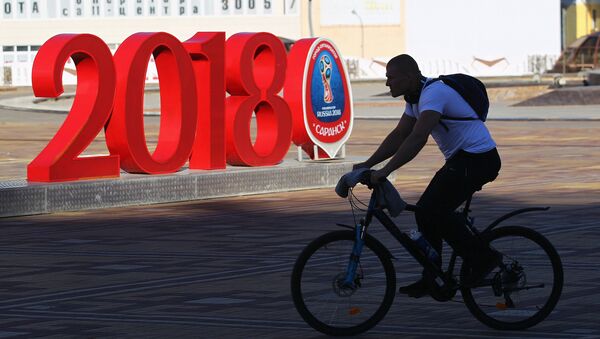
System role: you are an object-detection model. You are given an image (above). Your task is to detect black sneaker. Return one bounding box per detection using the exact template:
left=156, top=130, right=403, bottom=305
left=398, top=278, right=429, bottom=298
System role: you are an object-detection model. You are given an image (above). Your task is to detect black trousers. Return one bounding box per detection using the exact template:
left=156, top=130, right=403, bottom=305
left=415, top=148, right=501, bottom=266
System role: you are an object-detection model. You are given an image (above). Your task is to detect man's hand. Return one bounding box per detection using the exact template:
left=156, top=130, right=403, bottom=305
left=352, top=162, right=370, bottom=171
left=370, top=168, right=389, bottom=185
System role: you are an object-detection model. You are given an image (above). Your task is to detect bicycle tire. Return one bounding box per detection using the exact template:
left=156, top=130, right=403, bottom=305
left=291, top=230, right=396, bottom=336
left=460, top=226, right=563, bottom=330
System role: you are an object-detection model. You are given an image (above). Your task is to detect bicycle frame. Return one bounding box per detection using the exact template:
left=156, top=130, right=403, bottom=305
left=346, top=191, right=451, bottom=289
left=343, top=186, right=550, bottom=291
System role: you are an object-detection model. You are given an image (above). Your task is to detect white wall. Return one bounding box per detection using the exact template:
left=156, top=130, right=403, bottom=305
left=320, top=0, right=401, bottom=26
left=405, top=0, right=561, bottom=76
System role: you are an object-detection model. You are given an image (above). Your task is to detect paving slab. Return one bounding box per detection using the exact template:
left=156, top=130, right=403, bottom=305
left=0, top=85, right=599, bottom=336
left=1, top=77, right=599, bottom=337
left=0, top=118, right=598, bottom=337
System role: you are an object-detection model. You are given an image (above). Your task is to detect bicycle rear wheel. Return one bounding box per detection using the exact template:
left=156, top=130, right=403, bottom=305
left=291, top=230, right=396, bottom=336
left=460, top=226, right=563, bottom=330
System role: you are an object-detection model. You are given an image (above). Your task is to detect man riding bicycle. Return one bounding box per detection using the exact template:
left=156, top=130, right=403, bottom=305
left=353, top=54, right=501, bottom=298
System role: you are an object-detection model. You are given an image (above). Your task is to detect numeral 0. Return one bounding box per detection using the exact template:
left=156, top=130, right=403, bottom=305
left=105, top=32, right=198, bottom=174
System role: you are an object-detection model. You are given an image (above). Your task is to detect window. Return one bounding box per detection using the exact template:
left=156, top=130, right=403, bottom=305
left=30, top=45, right=41, bottom=51
left=2, top=46, right=14, bottom=52
left=16, top=45, right=28, bottom=52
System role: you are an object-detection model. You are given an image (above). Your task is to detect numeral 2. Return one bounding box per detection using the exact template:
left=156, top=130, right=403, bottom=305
left=27, top=34, right=119, bottom=182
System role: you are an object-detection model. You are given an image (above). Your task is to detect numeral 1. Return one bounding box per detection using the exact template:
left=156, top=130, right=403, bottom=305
left=184, top=32, right=226, bottom=170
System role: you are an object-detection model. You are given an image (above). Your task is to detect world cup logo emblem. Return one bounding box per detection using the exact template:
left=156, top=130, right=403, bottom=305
left=319, top=55, right=334, bottom=103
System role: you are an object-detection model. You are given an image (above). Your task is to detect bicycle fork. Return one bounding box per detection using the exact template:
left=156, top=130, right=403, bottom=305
left=342, top=220, right=366, bottom=288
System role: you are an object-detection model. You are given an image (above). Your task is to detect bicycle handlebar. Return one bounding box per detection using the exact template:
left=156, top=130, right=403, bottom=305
left=357, top=170, right=374, bottom=188
left=352, top=169, right=415, bottom=214
left=357, top=169, right=387, bottom=189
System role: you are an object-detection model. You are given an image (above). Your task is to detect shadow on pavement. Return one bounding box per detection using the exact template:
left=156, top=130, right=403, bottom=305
left=0, top=190, right=597, bottom=338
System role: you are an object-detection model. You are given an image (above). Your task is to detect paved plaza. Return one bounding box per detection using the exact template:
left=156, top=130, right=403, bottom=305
left=0, top=83, right=599, bottom=337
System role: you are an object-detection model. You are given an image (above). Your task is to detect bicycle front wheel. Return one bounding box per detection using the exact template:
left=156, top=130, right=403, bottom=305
left=460, top=226, right=563, bottom=330
left=291, top=230, right=396, bottom=336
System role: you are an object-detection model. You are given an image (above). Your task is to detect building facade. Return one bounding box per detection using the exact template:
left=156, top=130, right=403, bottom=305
left=1, top=0, right=561, bottom=86
left=563, top=0, right=600, bottom=47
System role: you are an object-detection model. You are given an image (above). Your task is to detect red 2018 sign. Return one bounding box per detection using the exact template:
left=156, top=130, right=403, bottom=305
left=27, top=32, right=351, bottom=182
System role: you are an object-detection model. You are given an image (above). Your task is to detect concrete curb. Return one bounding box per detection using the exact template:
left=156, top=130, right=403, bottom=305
left=0, top=159, right=370, bottom=218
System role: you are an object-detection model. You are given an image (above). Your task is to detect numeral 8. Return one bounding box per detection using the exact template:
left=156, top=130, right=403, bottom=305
left=225, top=33, right=292, bottom=166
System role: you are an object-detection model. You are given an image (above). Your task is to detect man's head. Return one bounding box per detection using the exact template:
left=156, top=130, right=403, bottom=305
left=385, top=54, right=422, bottom=98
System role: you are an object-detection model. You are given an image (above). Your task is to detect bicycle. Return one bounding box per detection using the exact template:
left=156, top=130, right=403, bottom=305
left=290, top=171, right=563, bottom=336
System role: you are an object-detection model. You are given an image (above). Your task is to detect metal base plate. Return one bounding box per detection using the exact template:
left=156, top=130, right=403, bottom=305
left=0, top=159, right=364, bottom=217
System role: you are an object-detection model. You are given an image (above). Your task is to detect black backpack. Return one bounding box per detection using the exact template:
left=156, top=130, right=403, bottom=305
left=423, top=74, right=489, bottom=127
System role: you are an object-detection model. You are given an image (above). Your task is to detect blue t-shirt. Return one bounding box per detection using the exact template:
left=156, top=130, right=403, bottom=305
left=405, top=79, right=496, bottom=159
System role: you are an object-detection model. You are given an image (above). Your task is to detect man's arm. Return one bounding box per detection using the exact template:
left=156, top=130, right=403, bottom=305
left=372, top=110, right=441, bottom=181
left=355, top=113, right=416, bottom=169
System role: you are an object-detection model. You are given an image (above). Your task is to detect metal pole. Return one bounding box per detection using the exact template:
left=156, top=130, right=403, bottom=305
left=351, top=9, right=365, bottom=58
left=308, top=0, right=314, bottom=37
left=562, top=7, right=567, bottom=75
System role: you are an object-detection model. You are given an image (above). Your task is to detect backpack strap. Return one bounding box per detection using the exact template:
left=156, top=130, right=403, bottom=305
left=422, top=77, right=481, bottom=132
